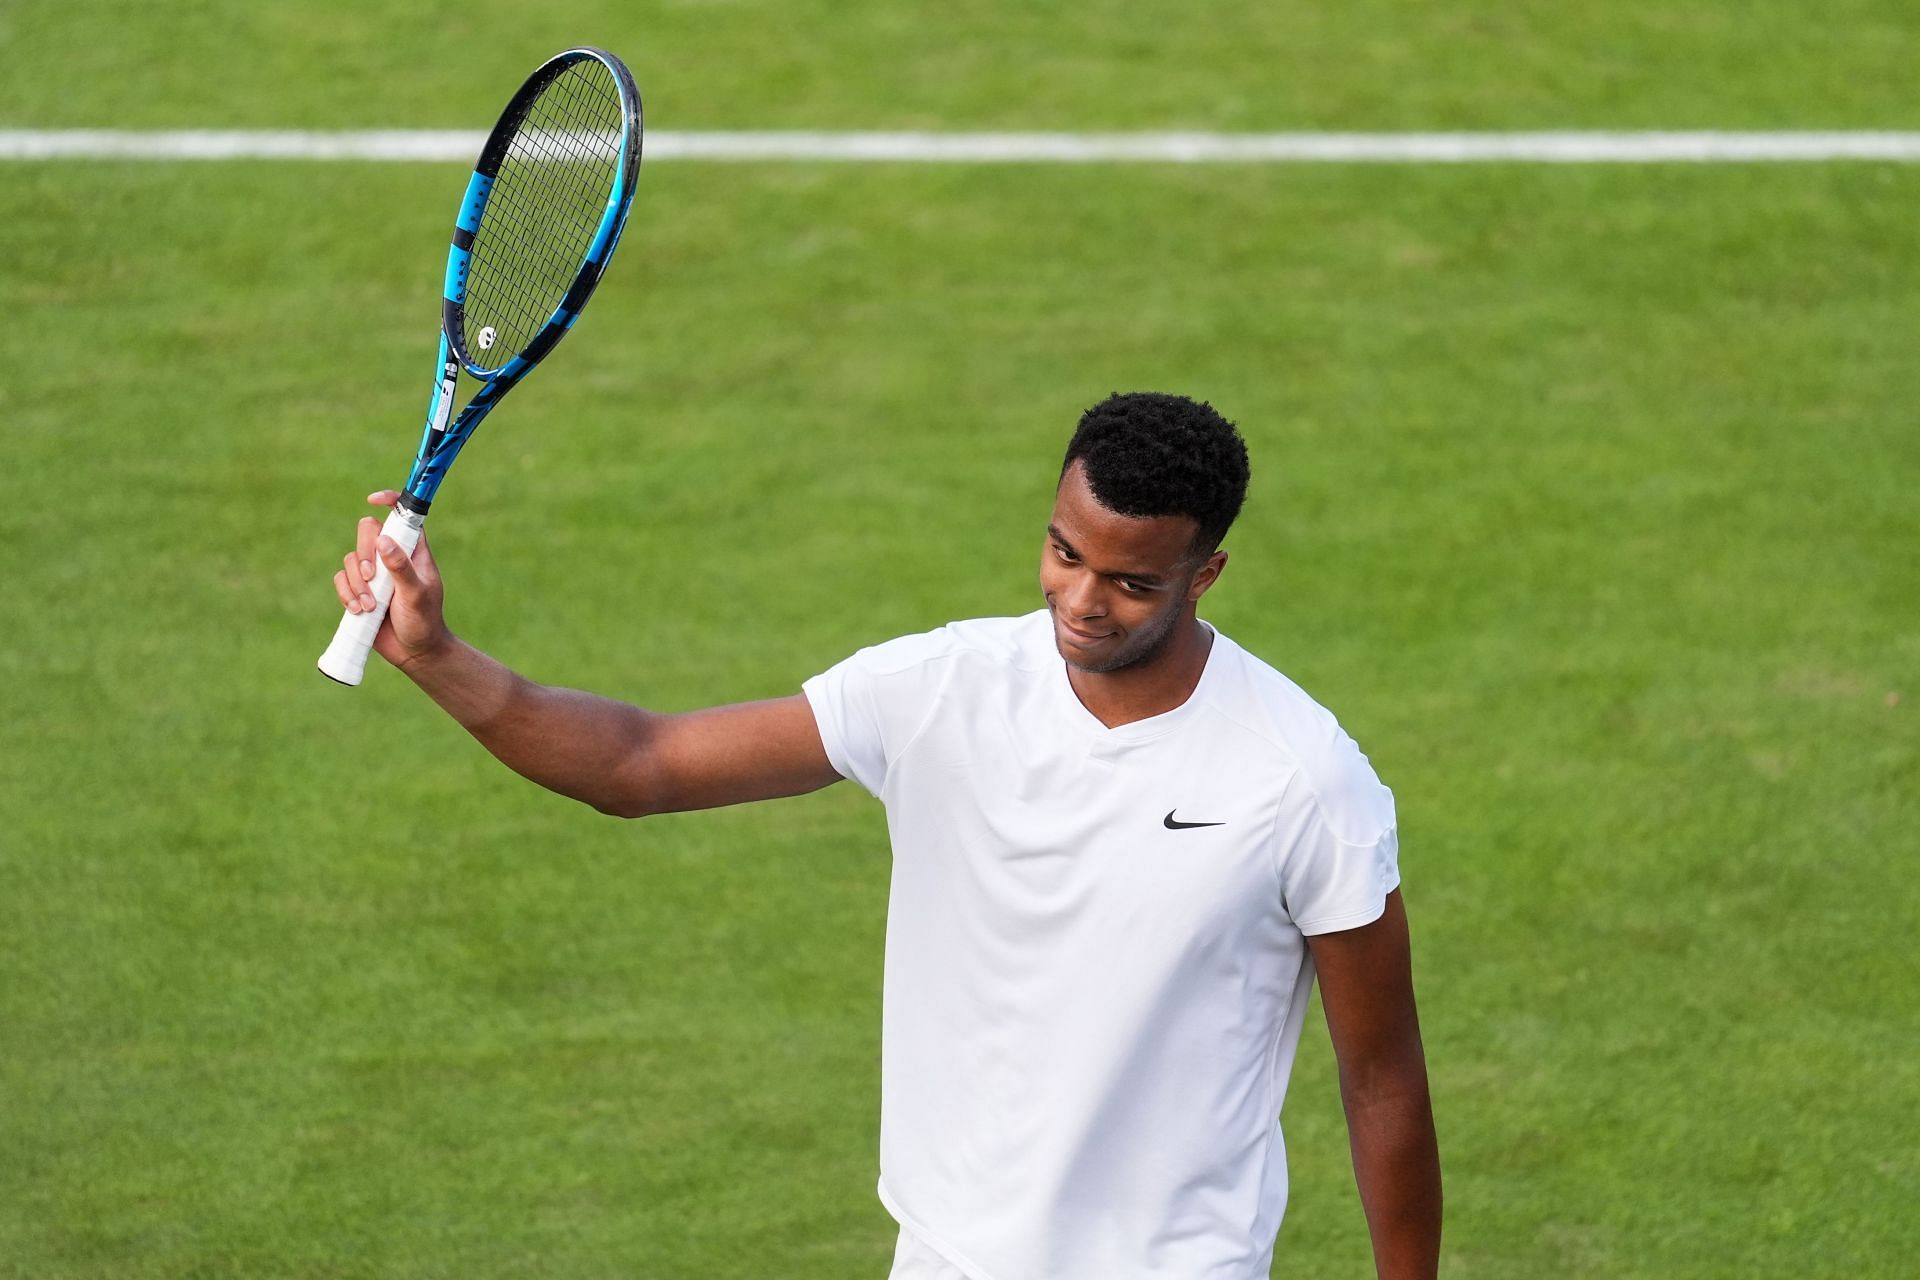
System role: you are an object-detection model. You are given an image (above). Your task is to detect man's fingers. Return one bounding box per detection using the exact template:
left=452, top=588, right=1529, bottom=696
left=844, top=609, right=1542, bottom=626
left=378, top=535, right=422, bottom=590
left=354, top=516, right=382, bottom=581
left=341, top=550, right=375, bottom=611
left=330, top=493, right=407, bottom=619
left=411, top=526, right=439, bottom=584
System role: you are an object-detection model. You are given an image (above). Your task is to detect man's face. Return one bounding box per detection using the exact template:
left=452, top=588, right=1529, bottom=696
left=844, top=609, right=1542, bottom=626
left=1040, top=461, right=1226, bottom=674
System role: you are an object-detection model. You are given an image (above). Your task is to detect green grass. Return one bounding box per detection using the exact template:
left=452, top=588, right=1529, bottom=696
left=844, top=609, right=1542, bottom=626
left=4, top=0, right=1920, bottom=129
left=4, top=13, right=1920, bottom=1276
left=4, top=157, right=1916, bottom=1278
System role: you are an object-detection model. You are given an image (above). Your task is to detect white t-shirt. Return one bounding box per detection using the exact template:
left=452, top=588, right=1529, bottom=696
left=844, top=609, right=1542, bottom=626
left=803, top=610, right=1399, bottom=1280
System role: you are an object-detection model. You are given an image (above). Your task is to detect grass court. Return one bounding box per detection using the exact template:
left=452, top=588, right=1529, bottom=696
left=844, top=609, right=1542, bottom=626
left=2, top=2, right=1916, bottom=1276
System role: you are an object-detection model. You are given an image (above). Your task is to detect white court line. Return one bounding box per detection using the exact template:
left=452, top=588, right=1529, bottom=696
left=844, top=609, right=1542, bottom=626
left=3, top=129, right=1920, bottom=163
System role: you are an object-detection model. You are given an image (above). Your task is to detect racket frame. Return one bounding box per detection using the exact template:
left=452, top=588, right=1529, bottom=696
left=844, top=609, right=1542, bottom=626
left=318, top=46, right=641, bottom=685
left=398, top=45, right=643, bottom=517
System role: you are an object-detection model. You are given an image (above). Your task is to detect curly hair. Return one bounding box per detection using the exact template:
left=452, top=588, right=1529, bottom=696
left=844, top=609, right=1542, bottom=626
left=1061, top=392, right=1250, bottom=553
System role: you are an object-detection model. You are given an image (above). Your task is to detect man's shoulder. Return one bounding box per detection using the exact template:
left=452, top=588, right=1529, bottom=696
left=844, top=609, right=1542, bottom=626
left=1205, top=629, right=1341, bottom=743
left=1205, top=630, right=1393, bottom=837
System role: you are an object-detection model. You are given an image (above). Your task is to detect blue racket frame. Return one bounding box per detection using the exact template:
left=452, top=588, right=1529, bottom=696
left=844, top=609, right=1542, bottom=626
left=398, top=46, right=643, bottom=514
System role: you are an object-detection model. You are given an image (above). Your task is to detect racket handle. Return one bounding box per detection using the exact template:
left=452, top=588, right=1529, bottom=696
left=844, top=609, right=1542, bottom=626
left=317, top=508, right=425, bottom=686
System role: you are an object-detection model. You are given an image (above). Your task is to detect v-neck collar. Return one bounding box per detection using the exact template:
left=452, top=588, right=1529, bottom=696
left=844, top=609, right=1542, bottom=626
left=1038, top=615, right=1226, bottom=746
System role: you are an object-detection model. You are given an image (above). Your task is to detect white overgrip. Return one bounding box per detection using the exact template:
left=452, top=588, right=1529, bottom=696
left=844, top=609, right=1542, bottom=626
left=316, top=507, right=426, bottom=686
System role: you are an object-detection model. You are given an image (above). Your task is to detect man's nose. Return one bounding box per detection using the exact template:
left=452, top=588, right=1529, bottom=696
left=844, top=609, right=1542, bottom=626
left=1063, top=572, right=1105, bottom=618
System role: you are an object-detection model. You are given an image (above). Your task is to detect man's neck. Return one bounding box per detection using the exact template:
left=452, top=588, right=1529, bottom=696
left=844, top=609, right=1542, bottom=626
left=1066, top=616, right=1215, bottom=729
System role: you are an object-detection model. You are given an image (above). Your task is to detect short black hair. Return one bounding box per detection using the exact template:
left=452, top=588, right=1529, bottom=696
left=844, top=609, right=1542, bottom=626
left=1061, top=392, right=1250, bottom=554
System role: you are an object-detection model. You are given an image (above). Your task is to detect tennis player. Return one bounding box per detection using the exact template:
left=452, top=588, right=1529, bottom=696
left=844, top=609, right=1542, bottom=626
left=332, top=391, right=1441, bottom=1279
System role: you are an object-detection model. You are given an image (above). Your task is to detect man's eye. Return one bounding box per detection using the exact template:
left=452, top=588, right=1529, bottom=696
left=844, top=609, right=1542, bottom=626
left=1054, top=546, right=1078, bottom=563
left=1116, top=580, right=1145, bottom=594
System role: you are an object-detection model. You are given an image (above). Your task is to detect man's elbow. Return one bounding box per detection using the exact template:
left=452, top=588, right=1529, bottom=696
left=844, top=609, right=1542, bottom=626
left=589, top=782, right=677, bottom=819
left=591, top=794, right=655, bottom=819
left=583, top=767, right=672, bottom=819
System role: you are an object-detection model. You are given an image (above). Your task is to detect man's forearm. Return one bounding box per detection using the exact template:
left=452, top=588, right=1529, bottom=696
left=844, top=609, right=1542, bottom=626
left=398, top=633, right=664, bottom=816
left=1347, top=1082, right=1443, bottom=1279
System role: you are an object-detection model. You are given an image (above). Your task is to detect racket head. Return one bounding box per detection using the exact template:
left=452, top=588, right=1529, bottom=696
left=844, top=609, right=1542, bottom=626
left=443, top=47, right=642, bottom=379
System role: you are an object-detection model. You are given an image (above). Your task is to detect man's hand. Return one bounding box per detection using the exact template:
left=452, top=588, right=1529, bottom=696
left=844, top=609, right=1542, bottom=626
left=330, top=491, right=450, bottom=671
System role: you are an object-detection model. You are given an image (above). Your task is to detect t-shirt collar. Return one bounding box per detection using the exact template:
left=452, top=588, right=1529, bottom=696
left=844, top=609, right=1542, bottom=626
left=1029, top=610, right=1225, bottom=746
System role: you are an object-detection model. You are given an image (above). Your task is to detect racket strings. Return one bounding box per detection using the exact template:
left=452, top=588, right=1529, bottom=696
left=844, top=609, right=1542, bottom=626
left=464, top=59, right=624, bottom=369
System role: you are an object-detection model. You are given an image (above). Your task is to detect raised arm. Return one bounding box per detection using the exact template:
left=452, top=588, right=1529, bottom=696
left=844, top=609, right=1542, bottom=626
left=331, top=492, right=843, bottom=817
left=1307, top=889, right=1443, bottom=1280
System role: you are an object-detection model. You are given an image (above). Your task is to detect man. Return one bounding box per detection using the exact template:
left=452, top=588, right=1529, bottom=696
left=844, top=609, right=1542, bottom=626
left=331, top=392, right=1441, bottom=1279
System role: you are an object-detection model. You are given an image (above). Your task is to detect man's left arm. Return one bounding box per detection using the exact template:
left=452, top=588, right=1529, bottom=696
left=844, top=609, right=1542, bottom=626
left=1307, top=888, right=1442, bottom=1279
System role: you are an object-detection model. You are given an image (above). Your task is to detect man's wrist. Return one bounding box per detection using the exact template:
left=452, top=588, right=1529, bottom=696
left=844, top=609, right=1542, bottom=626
left=394, top=627, right=459, bottom=679
left=396, top=631, right=522, bottom=732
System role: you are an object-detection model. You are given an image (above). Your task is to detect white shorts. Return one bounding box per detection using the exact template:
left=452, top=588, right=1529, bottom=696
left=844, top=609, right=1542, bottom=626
left=887, top=1227, right=973, bottom=1280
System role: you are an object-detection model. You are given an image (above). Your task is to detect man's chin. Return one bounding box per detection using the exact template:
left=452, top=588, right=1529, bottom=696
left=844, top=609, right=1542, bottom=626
left=1050, top=609, right=1188, bottom=676
left=1055, top=634, right=1131, bottom=675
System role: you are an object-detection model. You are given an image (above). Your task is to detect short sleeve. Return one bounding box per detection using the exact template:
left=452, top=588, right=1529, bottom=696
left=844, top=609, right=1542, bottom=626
left=1275, top=733, right=1401, bottom=935
left=802, top=630, right=956, bottom=799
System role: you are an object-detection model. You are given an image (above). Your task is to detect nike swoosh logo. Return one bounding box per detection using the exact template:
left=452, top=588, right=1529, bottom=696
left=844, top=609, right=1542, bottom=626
left=1164, top=811, right=1225, bottom=830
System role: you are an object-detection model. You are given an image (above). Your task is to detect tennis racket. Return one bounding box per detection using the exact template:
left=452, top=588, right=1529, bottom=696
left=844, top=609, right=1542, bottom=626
left=317, top=46, right=643, bottom=685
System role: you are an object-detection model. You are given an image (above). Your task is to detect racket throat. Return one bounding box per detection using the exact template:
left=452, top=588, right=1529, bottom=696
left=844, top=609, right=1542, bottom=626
left=402, top=357, right=462, bottom=511
left=427, top=358, right=459, bottom=436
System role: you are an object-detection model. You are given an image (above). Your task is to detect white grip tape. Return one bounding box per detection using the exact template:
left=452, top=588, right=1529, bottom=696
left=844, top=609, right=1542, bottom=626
left=316, top=508, right=425, bottom=686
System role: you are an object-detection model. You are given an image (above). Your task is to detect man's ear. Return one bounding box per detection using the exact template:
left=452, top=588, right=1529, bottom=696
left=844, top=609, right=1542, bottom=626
left=1187, top=549, right=1228, bottom=603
